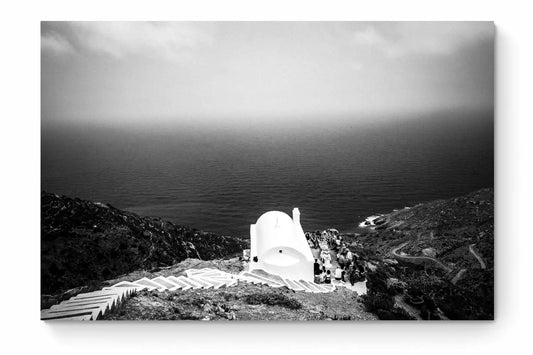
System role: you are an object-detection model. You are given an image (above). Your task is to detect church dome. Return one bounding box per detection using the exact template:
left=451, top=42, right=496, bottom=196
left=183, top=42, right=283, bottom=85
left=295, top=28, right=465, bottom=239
left=249, top=208, right=314, bottom=281
left=256, top=211, right=293, bottom=230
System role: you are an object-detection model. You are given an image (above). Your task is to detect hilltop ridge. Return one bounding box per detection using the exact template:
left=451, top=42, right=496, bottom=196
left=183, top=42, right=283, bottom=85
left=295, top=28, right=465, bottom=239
left=354, top=188, right=494, bottom=319
left=41, top=188, right=493, bottom=320
left=41, top=192, right=248, bottom=307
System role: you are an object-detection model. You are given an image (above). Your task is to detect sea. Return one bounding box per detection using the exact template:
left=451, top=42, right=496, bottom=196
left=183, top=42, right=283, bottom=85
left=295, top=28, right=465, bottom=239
left=41, top=110, right=493, bottom=238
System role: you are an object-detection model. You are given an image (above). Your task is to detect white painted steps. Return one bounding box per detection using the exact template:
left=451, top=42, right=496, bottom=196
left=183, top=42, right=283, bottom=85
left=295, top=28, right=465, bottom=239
left=41, top=267, right=344, bottom=320
left=41, top=287, right=138, bottom=320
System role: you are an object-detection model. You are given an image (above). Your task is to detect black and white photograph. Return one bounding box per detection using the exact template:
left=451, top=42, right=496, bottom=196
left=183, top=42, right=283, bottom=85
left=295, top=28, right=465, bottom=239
left=39, top=21, right=495, bottom=321
left=7, top=0, right=533, bottom=352
left=7, top=0, right=533, bottom=355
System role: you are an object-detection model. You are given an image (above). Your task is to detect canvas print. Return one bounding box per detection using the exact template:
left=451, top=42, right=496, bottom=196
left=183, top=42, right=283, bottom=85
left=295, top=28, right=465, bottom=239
left=41, top=21, right=494, bottom=320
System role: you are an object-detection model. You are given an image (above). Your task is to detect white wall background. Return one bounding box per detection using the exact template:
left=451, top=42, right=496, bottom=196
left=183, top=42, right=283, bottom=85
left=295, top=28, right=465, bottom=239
left=0, top=0, right=530, bottom=354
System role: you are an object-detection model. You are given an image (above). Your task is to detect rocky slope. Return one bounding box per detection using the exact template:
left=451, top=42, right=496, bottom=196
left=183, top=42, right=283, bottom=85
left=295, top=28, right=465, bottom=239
left=100, top=258, right=376, bottom=321
left=41, top=188, right=493, bottom=320
left=41, top=192, right=248, bottom=306
left=102, top=284, right=376, bottom=321
left=353, top=188, right=494, bottom=320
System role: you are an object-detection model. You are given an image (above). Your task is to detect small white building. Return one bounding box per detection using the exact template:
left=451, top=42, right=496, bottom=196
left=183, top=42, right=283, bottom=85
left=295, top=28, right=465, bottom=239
left=249, top=208, right=314, bottom=281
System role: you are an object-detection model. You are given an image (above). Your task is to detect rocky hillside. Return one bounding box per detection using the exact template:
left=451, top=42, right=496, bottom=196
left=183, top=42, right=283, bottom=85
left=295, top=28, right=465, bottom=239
left=354, top=188, right=494, bottom=320
left=100, top=258, right=376, bottom=321
left=103, top=284, right=375, bottom=321
left=41, top=188, right=493, bottom=320
left=41, top=192, right=248, bottom=300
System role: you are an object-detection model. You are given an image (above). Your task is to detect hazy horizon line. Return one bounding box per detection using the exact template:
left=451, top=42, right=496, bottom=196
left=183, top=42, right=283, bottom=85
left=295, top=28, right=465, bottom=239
left=42, top=105, right=493, bottom=131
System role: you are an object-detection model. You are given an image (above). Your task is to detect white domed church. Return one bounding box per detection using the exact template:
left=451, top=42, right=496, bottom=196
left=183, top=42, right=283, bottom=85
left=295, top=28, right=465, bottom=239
left=249, top=208, right=314, bottom=281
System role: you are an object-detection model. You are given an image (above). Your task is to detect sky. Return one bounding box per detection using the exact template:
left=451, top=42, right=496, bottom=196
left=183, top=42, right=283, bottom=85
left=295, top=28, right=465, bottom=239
left=41, top=22, right=494, bottom=128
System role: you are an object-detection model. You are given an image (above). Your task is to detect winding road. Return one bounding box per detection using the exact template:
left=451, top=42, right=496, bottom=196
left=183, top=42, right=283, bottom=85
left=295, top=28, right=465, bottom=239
left=391, top=242, right=452, bottom=273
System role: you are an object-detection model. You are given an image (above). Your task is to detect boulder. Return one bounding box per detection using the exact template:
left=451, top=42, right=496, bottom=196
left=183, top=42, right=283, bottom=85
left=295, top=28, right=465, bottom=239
left=386, top=278, right=407, bottom=293
left=422, top=247, right=437, bottom=258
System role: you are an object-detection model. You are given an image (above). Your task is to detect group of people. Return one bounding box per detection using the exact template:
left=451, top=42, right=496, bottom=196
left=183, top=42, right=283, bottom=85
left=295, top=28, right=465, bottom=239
left=308, top=229, right=367, bottom=286
left=313, top=257, right=366, bottom=286
left=305, top=229, right=340, bottom=250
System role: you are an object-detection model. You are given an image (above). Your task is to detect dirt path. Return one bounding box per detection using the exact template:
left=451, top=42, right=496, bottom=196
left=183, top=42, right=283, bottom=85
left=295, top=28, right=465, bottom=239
left=451, top=268, right=468, bottom=285
left=469, top=244, right=487, bottom=269
left=394, top=295, right=423, bottom=320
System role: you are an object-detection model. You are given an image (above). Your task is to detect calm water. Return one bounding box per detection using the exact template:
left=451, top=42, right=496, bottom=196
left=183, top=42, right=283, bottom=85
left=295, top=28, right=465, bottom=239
left=42, top=110, right=493, bottom=237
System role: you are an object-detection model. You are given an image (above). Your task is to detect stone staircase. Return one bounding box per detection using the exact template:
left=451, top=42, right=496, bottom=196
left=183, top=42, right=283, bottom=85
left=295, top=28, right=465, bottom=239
left=41, top=268, right=337, bottom=320
left=40, top=287, right=138, bottom=321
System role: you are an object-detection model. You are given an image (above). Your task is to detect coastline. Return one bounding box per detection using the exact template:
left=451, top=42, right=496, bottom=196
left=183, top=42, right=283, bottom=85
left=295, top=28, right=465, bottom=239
left=41, top=187, right=493, bottom=320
